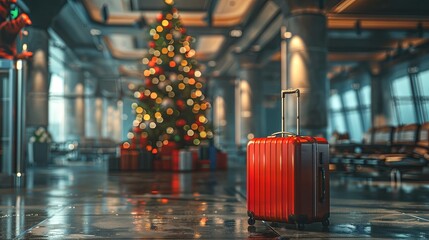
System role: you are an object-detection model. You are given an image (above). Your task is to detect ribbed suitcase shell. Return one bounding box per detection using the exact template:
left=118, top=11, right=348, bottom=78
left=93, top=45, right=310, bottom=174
left=247, top=135, right=330, bottom=225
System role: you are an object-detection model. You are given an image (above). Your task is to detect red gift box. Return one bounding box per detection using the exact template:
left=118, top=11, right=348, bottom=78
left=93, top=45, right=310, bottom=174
left=217, top=152, right=228, bottom=170
left=199, top=159, right=210, bottom=171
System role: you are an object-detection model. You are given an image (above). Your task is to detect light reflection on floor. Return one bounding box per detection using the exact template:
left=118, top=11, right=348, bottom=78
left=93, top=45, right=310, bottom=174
left=0, top=162, right=428, bottom=239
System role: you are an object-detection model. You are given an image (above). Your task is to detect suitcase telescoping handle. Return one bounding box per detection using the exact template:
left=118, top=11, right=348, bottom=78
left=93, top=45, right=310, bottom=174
left=271, top=88, right=300, bottom=137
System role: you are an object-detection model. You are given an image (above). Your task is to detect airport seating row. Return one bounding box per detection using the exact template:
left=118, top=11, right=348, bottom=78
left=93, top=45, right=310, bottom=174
left=50, top=138, right=118, bottom=162
left=330, top=122, right=429, bottom=181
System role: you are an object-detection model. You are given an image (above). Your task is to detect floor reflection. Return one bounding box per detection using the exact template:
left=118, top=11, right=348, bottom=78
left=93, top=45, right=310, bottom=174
left=0, top=163, right=428, bottom=238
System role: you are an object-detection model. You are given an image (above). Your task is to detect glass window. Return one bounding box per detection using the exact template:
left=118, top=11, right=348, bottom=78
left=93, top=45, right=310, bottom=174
left=329, top=93, right=347, bottom=136
left=418, top=70, right=429, bottom=95
left=48, top=74, right=65, bottom=142
left=395, top=101, right=416, bottom=124
left=392, top=76, right=412, bottom=97
left=330, top=94, right=342, bottom=111
left=332, top=112, right=346, bottom=133
left=423, top=102, right=429, bottom=122
left=362, top=108, right=370, bottom=130
left=342, top=90, right=358, bottom=108
left=49, top=73, right=64, bottom=94
left=391, top=75, right=416, bottom=124
left=359, top=85, right=371, bottom=130
left=416, top=70, right=429, bottom=122
left=346, top=110, right=363, bottom=141
left=360, top=85, right=371, bottom=106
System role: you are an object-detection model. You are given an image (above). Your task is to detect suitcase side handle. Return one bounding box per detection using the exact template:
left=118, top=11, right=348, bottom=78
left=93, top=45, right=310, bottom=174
left=320, top=167, right=326, bottom=202
left=281, top=88, right=300, bottom=136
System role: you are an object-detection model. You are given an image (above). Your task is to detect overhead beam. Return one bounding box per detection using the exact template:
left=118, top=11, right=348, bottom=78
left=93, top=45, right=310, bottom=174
left=232, top=1, right=280, bottom=53
left=328, top=14, right=429, bottom=30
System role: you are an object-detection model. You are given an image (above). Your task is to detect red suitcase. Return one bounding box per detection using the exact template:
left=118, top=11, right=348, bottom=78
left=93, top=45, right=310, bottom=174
left=247, top=89, right=330, bottom=229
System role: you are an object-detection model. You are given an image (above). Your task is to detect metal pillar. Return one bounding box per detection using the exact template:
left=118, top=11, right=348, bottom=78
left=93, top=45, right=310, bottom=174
left=13, top=60, right=27, bottom=187
left=281, top=0, right=328, bottom=136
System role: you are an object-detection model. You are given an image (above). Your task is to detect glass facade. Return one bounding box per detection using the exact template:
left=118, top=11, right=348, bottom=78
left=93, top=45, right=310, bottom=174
left=328, top=67, right=429, bottom=143
left=329, top=93, right=347, bottom=134
left=48, top=74, right=66, bottom=142
left=391, top=75, right=416, bottom=124
left=328, top=83, right=370, bottom=142
left=416, top=70, right=429, bottom=122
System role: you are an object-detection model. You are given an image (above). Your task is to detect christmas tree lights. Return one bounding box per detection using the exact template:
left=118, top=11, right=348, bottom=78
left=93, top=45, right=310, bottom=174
left=127, top=0, right=212, bottom=154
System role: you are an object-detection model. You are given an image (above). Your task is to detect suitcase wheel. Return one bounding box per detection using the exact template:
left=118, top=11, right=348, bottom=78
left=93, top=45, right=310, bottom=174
left=248, top=217, right=255, bottom=225
left=247, top=226, right=256, bottom=233
left=322, top=218, right=330, bottom=227
left=247, top=211, right=256, bottom=225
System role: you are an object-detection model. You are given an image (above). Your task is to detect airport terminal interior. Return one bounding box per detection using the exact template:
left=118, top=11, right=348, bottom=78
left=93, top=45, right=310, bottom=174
left=1, top=0, right=429, bottom=239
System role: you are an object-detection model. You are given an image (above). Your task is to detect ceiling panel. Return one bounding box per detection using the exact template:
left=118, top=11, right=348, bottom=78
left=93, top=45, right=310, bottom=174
left=195, top=35, right=225, bottom=60
left=83, top=0, right=255, bottom=27
left=104, top=35, right=147, bottom=60
left=137, top=0, right=210, bottom=11
left=50, top=0, right=429, bottom=81
left=340, top=0, right=429, bottom=16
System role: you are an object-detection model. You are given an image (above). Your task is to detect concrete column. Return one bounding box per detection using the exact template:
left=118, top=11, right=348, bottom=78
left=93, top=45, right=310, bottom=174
left=235, top=55, right=263, bottom=148
left=281, top=0, right=328, bottom=136
left=102, top=98, right=121, bottom=141
left=84, top=78, right=97, bottom=138
left=25, top=28, right=49, bottom=128
left=64, top=71, right=85, bottom=140
left=94, top=96, right=103, bottom=140
left=371, top=67, right=393, bottom=126
left=209, top=77, right=236, bottom=151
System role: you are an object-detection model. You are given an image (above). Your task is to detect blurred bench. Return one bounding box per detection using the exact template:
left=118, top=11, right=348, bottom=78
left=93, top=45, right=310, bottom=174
left=330, top=122, right=429, bottom=181
left=50, top=141, right=79, bottom=161
left=77, top=138, right=119, bottom=161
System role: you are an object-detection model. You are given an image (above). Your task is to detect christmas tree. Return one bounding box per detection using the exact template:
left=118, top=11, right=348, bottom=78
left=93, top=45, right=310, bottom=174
left=127, top=0, right=213, bottom=154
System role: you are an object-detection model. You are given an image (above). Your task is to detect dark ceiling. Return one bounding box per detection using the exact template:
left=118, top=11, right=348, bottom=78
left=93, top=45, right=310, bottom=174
left=22, top=0, right=429, bottom=94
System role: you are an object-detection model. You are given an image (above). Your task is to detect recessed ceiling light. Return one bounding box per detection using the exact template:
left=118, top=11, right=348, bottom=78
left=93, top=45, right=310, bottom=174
left=208, top=61, right=216, bottom=67
left=251, top=45, right=261, bottom=52
left=90, top=28, right=102, bottom=36
left=230, top=29, right=242, bottom=38
left=283, top=32, right=292, bottom=39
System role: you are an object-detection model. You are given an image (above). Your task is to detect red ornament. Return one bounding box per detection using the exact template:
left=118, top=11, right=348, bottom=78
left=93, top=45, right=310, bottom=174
left=148, top=61, right=155, bottom=68
left=134, top=127, right=141, bottom=133
left=176, top=119, right=186, bottom=127
left=156, top=13, right=163, bottom=22
left=188, top=69, right=195, bottom=77
left=148, top=41, right=156, bottom=48
left=176, top=99, right=185, bottom=109
left=184, top=135, right=192, bottom=142
left=140, top=136, right=147, bottom=148
left=167, top=22, right=173, bottom=29
left=145, top=78, right=152, bottom=87
left=180, top=28, right=186, bottom=34
left=139, top=93, right=146, bottom=100
left=154, top=66, right=162, bottom=74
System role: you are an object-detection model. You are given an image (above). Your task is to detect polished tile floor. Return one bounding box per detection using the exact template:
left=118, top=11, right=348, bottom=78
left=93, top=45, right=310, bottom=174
left=1, top=160, right=429, bottom=239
